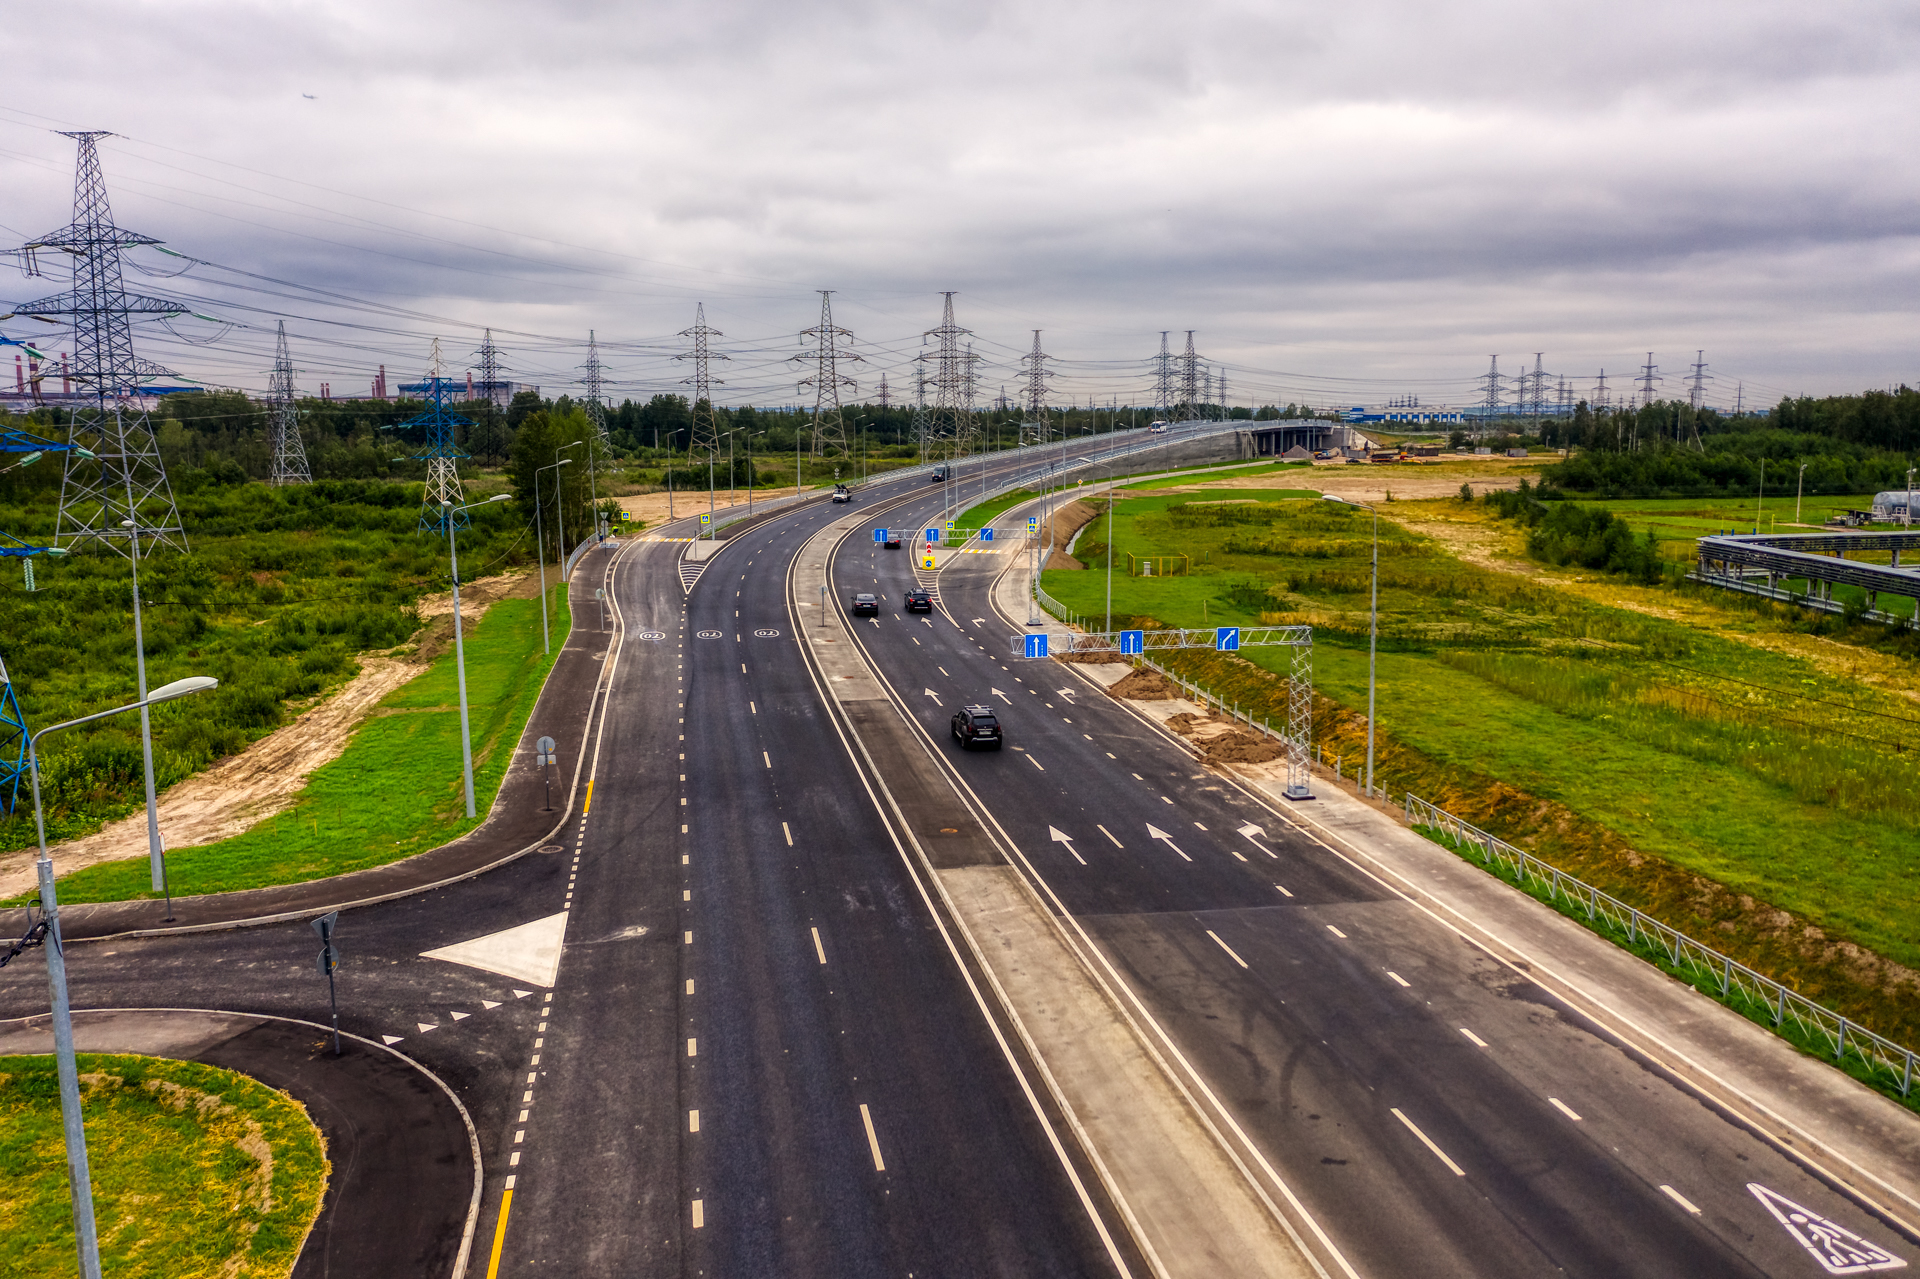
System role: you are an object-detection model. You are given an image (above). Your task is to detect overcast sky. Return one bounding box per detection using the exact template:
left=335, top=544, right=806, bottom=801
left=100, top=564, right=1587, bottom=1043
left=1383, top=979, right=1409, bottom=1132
left=2, top=0, right=1915, bottom=411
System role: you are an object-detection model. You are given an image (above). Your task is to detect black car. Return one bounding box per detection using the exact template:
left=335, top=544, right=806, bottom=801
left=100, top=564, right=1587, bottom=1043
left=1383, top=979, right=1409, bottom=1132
left=951, top=705, right=1002, bottom=750
left=883, top=533, right=902, bottom=548
left=930, top=468, right=947, bottom=483
left=849, top=592, right=879, bottom=617
left=904, top=589, right=933, bottom=612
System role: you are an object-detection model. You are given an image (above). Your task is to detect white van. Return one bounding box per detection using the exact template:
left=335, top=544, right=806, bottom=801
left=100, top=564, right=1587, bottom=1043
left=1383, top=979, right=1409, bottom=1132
left=1149, top=421, right=1169, bottom=434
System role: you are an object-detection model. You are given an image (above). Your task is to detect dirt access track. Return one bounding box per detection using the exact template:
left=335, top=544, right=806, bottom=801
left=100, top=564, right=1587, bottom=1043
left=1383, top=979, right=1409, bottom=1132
left=0, top=572, right=540, bottom=901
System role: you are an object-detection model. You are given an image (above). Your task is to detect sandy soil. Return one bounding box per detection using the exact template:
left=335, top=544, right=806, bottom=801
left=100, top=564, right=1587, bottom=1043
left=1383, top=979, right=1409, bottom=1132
left=1, top=572, right=536, bottom=897
left=616, top=487, right=800, bottom=530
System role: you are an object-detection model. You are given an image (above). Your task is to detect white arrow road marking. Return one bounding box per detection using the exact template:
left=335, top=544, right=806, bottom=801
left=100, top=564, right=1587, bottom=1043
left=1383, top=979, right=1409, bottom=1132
left=971, top=618, right=987, bottom=625
left=1056, top=688, right=1078, bottom=701
left=421, top=913, right=569, bottom=987
left=1146, top=823, right=1192, bottom=861
left=1238, top=822, right=1278, bottom=858
left=924, top=688, right=943, bottom=706
left=1049, top=826, right=1086, bottom=865
left=990, top=688, right=1011, bottom=703
left=1748, top=1183, right=1907, bottom=1273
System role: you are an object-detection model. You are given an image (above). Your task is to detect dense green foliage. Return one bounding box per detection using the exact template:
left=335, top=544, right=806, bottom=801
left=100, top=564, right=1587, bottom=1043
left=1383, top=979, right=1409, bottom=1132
left=0, top=1053, right=327, bottom=1277
left=1483, top=484, right=1662, bottom=582
left=0, top=476, right=541, bottom=851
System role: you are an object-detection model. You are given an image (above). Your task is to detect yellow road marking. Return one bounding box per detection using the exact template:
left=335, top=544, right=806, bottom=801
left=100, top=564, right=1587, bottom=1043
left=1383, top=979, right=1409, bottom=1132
left=485, top=1187, right=514, bottom=1278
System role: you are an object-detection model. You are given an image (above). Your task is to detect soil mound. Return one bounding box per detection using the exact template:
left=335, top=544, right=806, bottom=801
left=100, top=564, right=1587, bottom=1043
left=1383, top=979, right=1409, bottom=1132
left=1108, top=667, right=1179, bottom=700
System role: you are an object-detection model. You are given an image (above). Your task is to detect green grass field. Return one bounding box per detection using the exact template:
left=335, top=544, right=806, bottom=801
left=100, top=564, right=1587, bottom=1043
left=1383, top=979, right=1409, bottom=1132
left=25, top=585, right=568, bottom=904
left=1041, top=488, right=1920, bottom=1043
left=0, top=1053, right=327, bottom=1277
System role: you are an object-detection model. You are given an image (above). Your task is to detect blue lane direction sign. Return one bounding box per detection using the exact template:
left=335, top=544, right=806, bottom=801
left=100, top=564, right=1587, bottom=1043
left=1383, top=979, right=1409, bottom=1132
left=980, top=527, right=994, bottom=541
left=1027, top=516, right=1039, bottom=533
left=1215, top=626, right=1241, bottom=652
left=924, top=527, right=940, bottom=544
left=1119, top=629, right=1144, bottom=655
left=1024, top=633, right=1050, bottom=659
left=873, top=528, right=888, bottom=543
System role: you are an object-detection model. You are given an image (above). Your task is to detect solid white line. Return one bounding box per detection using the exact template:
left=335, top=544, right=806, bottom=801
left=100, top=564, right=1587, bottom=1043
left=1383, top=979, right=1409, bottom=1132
left=812, top=926, right=827, bottom=964
left=1097, top=824, right=1123, bottom=847
left=782, top=821, right=793, bottom=846
left=1206, top=930, right=1250, bottom=969
left=860, top=1103, right=887, bottom=1171
left=1549, top=1097, right=1583, bottom=1122
left=1326, top=924, right=1347, bottom=939
left=1391, top=1107, right=1465, bottom=1176
left=1275, top=884, right=1294, bottom=898
left=1459, top=1027, right=1488, bottom=1048
left=1660, top=1184, right=1702, bottom=1215
left=1387, top=970, right=1409, bottom=986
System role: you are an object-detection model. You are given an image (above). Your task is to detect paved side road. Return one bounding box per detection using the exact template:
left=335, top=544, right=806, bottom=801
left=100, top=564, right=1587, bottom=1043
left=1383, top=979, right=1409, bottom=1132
left=0, top=1007, right=481, bottom=1279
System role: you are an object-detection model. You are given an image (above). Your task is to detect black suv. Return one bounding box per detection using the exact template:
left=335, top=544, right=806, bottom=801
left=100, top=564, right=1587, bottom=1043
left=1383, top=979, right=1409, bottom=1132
left=951, top=705, right=1002, bottom=750
left=904, top=589, right=933, bottom=613
left=883, top=533, right=902, bottom=548
left=930, top=468, right=947, bottom=483
left=849, top=592, right=879, bottom=617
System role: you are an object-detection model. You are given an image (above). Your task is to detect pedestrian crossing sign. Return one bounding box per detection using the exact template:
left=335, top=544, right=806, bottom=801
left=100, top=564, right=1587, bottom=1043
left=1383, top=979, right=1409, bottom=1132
left=700, top=514, right=712, bottom=527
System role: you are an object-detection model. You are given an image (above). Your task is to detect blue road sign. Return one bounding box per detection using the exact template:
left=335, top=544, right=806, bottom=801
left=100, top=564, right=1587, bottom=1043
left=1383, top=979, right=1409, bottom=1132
left=980, top=527, right=994, bottom=541
left=873, top=528, right=888, bottom=542
left=1119, top=629, right=1144, bottom=655
left=924, top=527, right=940, bottom=543
left=1215, top=626, right=1241, bottom=652
left=1024, top=633, right=1050, bottom=659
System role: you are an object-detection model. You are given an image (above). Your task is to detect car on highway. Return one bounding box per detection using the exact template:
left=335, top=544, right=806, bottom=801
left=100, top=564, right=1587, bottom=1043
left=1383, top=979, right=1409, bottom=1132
left=1149, top=421, right=1169, bottom=433
left=831, top=484, right=852, bottom=504
left=950, top=705, right=1002, bottom=750
left=904, top=588, right=933, bottom=612
left=849, top=592, right=879, bottom=617
left=882, top=533, right=902, bottom=548
left=930, top=467, right=947, bottom=483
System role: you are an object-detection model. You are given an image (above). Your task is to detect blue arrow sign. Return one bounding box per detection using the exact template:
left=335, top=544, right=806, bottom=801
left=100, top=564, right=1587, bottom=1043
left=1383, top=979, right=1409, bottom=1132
left=1119, top=629, right=1144, bottom=655
left=924, top=527, right=940, bottom=543
left=980, top=527, right=994, bottom=541
left=1024, top=633, right=1050, bottom=659
left=1215, top=626, right=1241, bottom=651
left=873, top=528, right=888, bottom=542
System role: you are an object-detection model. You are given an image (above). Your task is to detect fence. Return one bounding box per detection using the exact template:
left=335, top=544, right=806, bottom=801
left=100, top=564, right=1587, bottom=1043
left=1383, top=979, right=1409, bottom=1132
left=1406, top=793, right=1916, bottom=1099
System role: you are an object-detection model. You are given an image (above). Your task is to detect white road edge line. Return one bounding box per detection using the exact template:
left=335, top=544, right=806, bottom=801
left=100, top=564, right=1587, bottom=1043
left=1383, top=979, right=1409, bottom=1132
left=1390, top=1107, right=1466, bottom=1177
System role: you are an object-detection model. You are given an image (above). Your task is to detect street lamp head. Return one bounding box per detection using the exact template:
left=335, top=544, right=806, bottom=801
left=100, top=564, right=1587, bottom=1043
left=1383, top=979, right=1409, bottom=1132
left=488, top=493, right=509, bottom=503
left=557, top=458, right=573, bottom=466
left=148, top=676, right=218, bottom=703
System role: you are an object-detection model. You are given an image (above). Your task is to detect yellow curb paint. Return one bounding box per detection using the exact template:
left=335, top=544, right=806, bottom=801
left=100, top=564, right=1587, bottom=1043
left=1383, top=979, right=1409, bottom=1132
left=485, top=1188, right=514, bottom=1279
left=584, top=780, right=594, bottom=814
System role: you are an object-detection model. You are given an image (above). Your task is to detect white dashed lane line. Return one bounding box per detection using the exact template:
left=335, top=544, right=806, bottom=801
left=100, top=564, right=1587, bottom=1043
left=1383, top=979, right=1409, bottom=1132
left=1391, top=1107, right=1466, bottom=1177
left=1206, top=929, right=1249, bottom=969
left=1460, top=1027, right=1488, bottom=1048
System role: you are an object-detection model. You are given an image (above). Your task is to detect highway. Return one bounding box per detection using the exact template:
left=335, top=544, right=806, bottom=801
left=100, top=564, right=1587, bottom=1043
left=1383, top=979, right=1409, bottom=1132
left=2, top=426, right=1914, bottom=1277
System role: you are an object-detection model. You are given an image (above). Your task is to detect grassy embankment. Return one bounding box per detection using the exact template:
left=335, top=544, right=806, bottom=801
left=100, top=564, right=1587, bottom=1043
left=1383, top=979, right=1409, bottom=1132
left=0, top=478, right=540, bottom=854
left=22, top=584, right=568, bottom=904
left=0, top=1053, right=327, bottom=1277
left=1044, top=484, right=1920, bottom=1063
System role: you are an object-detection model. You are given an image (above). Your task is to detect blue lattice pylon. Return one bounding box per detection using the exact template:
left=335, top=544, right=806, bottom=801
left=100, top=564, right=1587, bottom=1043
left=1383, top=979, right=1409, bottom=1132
left=386, top=348, right=473, bottom=535
left=0, top=651, right=28, bottom=814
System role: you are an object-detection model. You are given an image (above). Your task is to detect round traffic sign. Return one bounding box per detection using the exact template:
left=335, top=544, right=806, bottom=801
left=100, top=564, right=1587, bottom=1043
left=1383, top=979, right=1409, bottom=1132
left=536, top=736, right=556, bottom=753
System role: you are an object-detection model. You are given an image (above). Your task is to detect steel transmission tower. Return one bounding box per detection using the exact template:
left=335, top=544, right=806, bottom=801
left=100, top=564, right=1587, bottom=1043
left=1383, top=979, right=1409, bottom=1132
left=1020, top=331, right=1055, bottom=445
left=922, top=293, right=972, bottom=455
left=1688, top=350, right=1710, bottom=410
left=13, top=132, right=189, bottom=556
left=581, top=331, right=610, bottom=447
left=470, top=329, right=507, bottom=465
left=1594, top=369, right=1609, bottom=412
left=390, top=338, right=472, bottom=533
left=1527, top=354, right=1548, bottom=420
left=1479, top=356, right=1503, bottom=428
left=1638, top=353, right=1661, bottom=408
left=910, top=363, right=930, bottom=458
left=792, top=291, right=860, bottom=456
left=675, top=304, right=728, bottom=457
left=1179, top=331, right=1201, bottom=421
left=877, top=373, right=891, bottom=410
left=1153, top=332, right=1176, bottom=423
left=267, top=322, right=310, bottom=486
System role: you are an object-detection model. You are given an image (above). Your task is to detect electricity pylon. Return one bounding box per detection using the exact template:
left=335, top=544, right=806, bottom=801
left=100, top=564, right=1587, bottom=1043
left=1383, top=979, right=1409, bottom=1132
left=792, top=291, right=860, bottom=456
left=1020, top=330, right=1055, bottom=446
left=470, top=329, right=507, bottom=464
left=1688, top=350, right=1710, bottom=410
left=1638, top=353, right=1662, bottom=408
left=1479, top=356, right=1503, bottom=429
left=1154, top=332, right=1175, bottom=423
left=1179, top=332, right=1201, bottom=421
left=389, top=338, right=472, bottom=533
left=582, top=330, right=610, bottom=447
left=13, top=132, right=188, bottom=556
left=923, top=293, right=972, bottom=455
left=267, top=322, right=310, bottom=486
left=676, top=304, right=727, bottom=457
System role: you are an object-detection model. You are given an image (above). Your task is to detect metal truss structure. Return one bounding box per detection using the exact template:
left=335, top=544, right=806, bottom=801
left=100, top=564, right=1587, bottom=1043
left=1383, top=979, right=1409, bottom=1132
left=267, top=321, right=310, bottom=486
left=1019, top=330, right=1054, bottom=446
left=0, top=650, right=26, bottom=813
left=793, top=291, right=859, bottom=457
left=676, top=305, right=727, bottom=458
left=582, top=330, right=610, bottom=449
left=1016, top=623, right=1316, bottom=797
left=13, top=132, right=189, bottom=557
left=1693, top=529, right=1920, bottom=627
left=1179, top=331, right=1200, bottom=421
left=922, top=293, right=972, bottom=455
left=390, top=338, right=472, bottom=533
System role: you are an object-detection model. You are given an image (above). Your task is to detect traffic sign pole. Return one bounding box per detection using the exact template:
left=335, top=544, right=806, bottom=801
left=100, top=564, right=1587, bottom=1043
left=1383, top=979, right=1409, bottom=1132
left=311, top=911, right=341, bottom=1056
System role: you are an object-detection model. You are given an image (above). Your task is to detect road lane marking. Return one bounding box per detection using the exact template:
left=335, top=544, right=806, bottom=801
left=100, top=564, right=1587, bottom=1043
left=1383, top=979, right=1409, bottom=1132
left=689, top=1109, right=701, bottom=1132
left=686, top=979, right=694, bottom=993
left=683, top=889, right=691, bottom=901
left=1386, top=970, right=1409, bottom=986
left=584, top=779, right=594, bottom=813
left=1160, top=796, right=1172, bottom=804
left=783, top=822, right=793, bottom=845
left=764, top=751, right=771, bottom=768
left=1206, top=930, right=1249, bottom=969
left=750, top=701, right=757, bottom=714
left=860, top=1104, right=886, bottom=1171
left=684, top=931, right=693, bottom=944
left=484, top=1185, right=515, bottom=1279
left=687, top=1037, right=698, bottom=1057
left=1276, top=884, right=1295, bottom=898
left=1391, top=1108, right=1465, bottom=1176
left=1460, top=1027, right=1488, bottom=1047
left=1326, top=924, right=1347, bottom=938
left=692, top=1199, right=705, bottom=1228
left=1028, top=755, right=1045, bottom=771
left=812, top=927, right=827, bottom=964
left=1193, top=822, right=1207, bottom=831
left=1549, top=1097, right=1582, bottom=1121
left=1661, top=1184, right=1702, bottom=1215
left=1097, top=824, right=1123, bottom=847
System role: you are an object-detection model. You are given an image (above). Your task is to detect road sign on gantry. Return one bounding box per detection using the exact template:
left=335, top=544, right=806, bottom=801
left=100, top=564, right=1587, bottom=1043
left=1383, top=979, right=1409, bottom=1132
left=873, top=528, right=888, bottom=543
left=1119, top=629, right=1144, bottom=655
left=924, top=527, right=940, bottom=544
left=980, top=527, right=994, bottom=541
left=1024, top=633, right=1050, bottom=659
left=1216, top=626, right=1241, bottom=651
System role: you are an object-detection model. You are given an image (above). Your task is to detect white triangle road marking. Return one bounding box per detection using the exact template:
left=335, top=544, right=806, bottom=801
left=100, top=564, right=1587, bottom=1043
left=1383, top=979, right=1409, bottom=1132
left=481, top=1000, right=501, bottom=1010
left=513, top=989, right=533, bottom=999
left=420, top=912, right=570, bottom=987
left=382, top=1035, right=404, bottom=1046
left=1748, top=1183, right=1906, bottom=1274
left=417, top=1023, right=438, bottom=1033
left=450, top=1011, right=471, bottom=1021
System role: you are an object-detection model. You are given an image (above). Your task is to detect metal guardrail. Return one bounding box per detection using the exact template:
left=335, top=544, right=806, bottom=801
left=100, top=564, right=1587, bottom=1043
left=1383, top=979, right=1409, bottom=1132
left=1406, top=793, right=1916, bottom=1098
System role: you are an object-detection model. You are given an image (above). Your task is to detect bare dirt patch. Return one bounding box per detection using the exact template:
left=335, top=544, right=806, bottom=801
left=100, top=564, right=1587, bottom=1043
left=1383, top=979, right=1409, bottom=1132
left=1106, top=666, right=1180, bottom=700
left=1043, top=499, right=1100, bottom=571
left=0, top=572, right=535, bottom=898
left=615, top=488, right=778, bottom=530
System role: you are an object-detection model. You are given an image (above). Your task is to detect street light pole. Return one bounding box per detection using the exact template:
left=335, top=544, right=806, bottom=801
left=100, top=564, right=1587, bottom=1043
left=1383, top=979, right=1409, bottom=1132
left=556, top=441, right=582, bottom=574
left=26, top=674, right=217, bottom=1279
left=118, top=519, right=170, bottom=918
left=1796, top=463, right=1808, bottom=525
left=1341, top=499, right=1382, bottom=797
left=533, top=459, right=572, bottom=655
left=443, top=494, right=510, bottom=819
